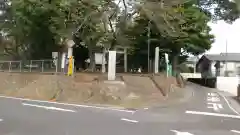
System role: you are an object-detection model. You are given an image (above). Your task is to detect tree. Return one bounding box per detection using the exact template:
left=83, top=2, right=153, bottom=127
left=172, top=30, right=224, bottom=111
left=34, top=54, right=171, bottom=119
left=198, top=0, right=240, bottom=22
left=49, top=0, right=124, bottom=71
left=0, top=0, right=25, bottom=59
left=164, top=1, right=215, bottom=71
left=0, top=0, right=234, bottom=74
left=133, top=0, right=188, bottom=38
left=0, top=0, right=126, bottom=71
left=0, top=0, right=60, bottom=60
left=126, top=0, right=214, bottom=73
left=235, top=0, right=240, bottom=11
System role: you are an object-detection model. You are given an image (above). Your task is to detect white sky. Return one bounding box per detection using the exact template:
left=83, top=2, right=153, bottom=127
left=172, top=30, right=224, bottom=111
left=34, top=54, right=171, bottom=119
left=207, top=19, right=240, bottom=54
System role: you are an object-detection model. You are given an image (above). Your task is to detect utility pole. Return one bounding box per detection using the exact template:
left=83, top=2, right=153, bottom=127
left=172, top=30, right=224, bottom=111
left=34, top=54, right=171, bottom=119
left=225, top=39, right=228, bottom=55
left=225, top=39, right=228, bottom=76
left=147, top=20, right=151, bottom=73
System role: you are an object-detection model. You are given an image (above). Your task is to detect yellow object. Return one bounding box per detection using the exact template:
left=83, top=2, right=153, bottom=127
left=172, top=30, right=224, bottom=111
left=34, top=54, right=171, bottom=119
left=68, top=56, right=73, bottom=76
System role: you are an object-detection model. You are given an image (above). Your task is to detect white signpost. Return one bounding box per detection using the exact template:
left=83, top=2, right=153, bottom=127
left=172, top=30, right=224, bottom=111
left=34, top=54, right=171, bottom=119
left=52, top=52, right=58, bottom=59
left=108, top=51, right=116, bottom=80
left=52, top=52, right=58, bottom=73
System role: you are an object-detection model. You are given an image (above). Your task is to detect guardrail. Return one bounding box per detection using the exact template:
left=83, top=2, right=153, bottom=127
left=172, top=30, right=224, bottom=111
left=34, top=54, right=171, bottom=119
left=0, top=60, right=57, bottom=73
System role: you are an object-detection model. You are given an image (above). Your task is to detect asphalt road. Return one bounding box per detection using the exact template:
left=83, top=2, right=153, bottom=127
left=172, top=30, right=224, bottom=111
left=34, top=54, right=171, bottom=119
left=0, top=83, right=240, bottom=135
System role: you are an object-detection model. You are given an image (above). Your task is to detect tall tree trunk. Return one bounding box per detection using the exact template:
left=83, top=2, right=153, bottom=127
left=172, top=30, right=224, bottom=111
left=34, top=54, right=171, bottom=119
left=101, top=48, right=106, bottom=73
left=88, top=47, right=95, bottom=72
left=172, top=49, right=180, bottom=76
left=172, top=54, right=178, bottom=74
left=110, top=39, right=116, bottom=50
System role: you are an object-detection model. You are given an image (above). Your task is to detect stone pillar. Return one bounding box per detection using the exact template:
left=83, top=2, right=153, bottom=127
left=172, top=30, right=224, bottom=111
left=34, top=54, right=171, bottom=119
left=108, top=51, right=116, bottom=80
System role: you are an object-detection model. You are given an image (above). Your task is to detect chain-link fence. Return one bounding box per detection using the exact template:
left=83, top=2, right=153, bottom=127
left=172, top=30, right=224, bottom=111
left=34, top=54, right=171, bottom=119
left=0, top=60, right=58, bottom=73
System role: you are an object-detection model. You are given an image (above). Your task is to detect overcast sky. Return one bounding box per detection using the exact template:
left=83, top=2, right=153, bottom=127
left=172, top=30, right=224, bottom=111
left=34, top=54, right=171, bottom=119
left=207, top=19, right=240, bottom=54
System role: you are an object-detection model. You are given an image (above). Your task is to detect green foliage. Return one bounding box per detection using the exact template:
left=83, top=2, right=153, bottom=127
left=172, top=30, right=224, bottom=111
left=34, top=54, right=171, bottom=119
left=0, top=0, right=60, bottom=59
left=126, top=0, right=214, bottom=71
left=128, top=0, right=214, bottom=54
left=198, top=0, right=240, bottom=22
left=173, top=1, right=215, bottom=55
left=0, top=0, right=237, bottom=72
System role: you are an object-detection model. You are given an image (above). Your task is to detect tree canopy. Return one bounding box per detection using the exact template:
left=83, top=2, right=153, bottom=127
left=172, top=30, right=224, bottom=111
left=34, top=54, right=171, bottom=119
left=0, top=0, right=238, bottom=72
left=125, top=0, right=214, bottom=71
left=198, top=0, right=240, bottom=22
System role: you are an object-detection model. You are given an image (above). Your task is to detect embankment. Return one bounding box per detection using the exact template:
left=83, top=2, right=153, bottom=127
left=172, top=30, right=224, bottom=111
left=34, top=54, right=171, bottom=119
left=0, top=72, right=183, bottom=108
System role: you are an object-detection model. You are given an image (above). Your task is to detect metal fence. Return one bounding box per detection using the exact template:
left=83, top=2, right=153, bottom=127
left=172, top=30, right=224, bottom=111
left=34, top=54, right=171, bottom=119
left=0, top=60, right=58, bottom=73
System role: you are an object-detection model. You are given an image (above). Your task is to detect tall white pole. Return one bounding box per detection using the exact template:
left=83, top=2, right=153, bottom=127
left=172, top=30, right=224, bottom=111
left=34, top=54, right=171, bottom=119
left=61, top=53, right=66, bottom=72
left=225, top=39, right=228, bottom=76
left=165, top=53, right=169, bottom=77
left=154, top=47, right=159, bottom=74
left=226, top=39, right=228, bottom=54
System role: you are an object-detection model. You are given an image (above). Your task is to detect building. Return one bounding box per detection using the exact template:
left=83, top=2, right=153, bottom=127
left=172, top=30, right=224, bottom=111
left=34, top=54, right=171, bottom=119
left=186, top=56, right=199, bottom=72
left=196, top=53, right=240, bottom=77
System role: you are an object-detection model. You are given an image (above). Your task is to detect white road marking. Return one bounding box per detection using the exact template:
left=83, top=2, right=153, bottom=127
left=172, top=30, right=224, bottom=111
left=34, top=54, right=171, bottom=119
left=186, top=110, right=240, bottom=119
left=0, top=119, right=2, bottom=122
left=207, top=103, right=223, bottom=111
left=231, top=130, right=240, bottom=134
left=22, top=103, right=76, bottom=112
left=207, top=96, right=220, bottom=102
left=217, top=92, right=240, bottom=115
left=208, top=93, right=217, bottom=96
left=171, top=130, right=194, bottom=135
left=0, top=95, right=135, bottom=113
left=121, top=118, right=138, bottom=123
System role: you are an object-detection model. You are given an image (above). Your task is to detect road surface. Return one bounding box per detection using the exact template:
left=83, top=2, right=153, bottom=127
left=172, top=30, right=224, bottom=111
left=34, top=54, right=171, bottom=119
left=0, top=83, right=240, bottom=135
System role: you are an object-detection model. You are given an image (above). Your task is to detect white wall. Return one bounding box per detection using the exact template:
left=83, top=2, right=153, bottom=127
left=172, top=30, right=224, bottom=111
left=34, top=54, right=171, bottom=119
left=215, top=62, right=240, bottom=77
left=216, top=77, right=239, bottom=96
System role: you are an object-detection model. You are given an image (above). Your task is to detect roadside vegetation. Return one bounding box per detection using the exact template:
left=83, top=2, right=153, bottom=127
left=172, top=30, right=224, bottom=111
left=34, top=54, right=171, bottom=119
left=0, top=0, right=238, bottom=72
